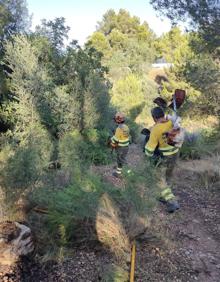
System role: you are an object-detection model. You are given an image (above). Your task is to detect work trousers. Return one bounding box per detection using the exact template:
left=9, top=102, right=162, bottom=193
left=157, top=153, right=178, bottom=201
left=115, top=146, right=129, bottom=174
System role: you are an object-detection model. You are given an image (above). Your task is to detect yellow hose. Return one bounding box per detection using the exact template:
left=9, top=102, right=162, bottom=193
left=130, top=241, right=136, bottom=282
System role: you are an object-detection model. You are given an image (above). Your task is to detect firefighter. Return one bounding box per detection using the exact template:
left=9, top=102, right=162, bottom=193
left=110, top=112, right=130, bottom=178
left=145, top=107, right=180, bottom=213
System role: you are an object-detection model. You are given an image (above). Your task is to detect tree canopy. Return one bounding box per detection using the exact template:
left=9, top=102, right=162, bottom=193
left=0, top=0, right=29, bottom=43
left=150, top=0, right=220, bottom=53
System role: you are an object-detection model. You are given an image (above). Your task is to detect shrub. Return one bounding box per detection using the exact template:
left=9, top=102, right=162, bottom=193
left=101, top=264, right=129, bottom=282
left=180, top=129, right=218, bottom=160
left=1, top=125, right=52, bottom=190
left=59, top=129, right=113, bottom=171
left=36, top=172, right=109, bottom=244
left=111, top=74, right=144, bottom=116
left=32, top=162, right=158, bottom=259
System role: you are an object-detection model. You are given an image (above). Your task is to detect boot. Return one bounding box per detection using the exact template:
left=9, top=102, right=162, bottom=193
left=158, top=197, right=167, bottom=204
left=166, top=200, right=180, bottom=213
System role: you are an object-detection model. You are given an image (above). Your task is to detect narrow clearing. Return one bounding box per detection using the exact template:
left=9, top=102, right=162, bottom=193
left=1, top=145, right=220, bottom=282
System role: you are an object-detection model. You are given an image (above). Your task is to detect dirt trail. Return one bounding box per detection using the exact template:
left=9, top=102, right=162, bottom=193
left=135, top=147, right=220, bottom=282
left=94, top=145, right=220, bottom=281
left=1, top=145, right=220, bottom=282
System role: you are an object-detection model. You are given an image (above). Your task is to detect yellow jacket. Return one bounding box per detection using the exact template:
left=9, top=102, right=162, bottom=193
left=111, top=124, right=130, bottom=147
left=145, top=120, right=179, bottom=157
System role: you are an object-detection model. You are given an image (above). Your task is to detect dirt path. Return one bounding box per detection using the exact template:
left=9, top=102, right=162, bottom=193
left=1, top=145, right=220, bottom=282
left=135, top=151, right=220, bottom=282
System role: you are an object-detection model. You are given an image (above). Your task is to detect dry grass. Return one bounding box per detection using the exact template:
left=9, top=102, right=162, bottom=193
left=148, top=68, right=167, bottom=83
left=178, top=156, right=220, bottom=176
left=101, top=264, right=129, bottom=282
left=96, top=193, right=130, bottom=262
left=127, top=211, right=150, bottom=240
left=177, top=155, right=220, bottom=189
left=182, top=116, right=219, bottom=132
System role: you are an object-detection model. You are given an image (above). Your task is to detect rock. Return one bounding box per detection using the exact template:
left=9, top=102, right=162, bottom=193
left=0, top=221, right=34, bottom=266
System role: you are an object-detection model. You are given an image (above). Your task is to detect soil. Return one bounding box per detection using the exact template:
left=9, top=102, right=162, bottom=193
left=0, top=145, right=220, bottom=282
left=136, top=158, right=220, bottom=282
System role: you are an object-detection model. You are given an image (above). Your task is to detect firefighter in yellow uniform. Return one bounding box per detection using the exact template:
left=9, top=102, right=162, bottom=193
left=111, top=112, right=130, bottom=178
left=145, top=107, right=180, bottom=213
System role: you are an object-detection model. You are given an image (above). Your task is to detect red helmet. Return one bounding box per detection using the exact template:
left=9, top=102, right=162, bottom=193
left=114, top=112, right=125, bottom=123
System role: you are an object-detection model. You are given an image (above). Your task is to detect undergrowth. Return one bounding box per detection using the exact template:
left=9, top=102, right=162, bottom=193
left=30, top=162, right=158, bottom=262
left=180, top=128, right=220, bottom=160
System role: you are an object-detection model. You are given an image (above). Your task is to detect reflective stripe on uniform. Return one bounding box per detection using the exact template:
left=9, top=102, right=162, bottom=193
left=145, top=150, right=153, bottom=157
left=118, top=139, right=129, bottom=144
left=116, top=167, right=122, bottom=174
left=111, top=136, right=119, bottom=143
left=145, top=146, right=154, bottom=157
left=159, top=146, right=179, bottom=153
left=159, top=146, right=179, bottom=156
left=161, top=187, right=175, bottom=201
left=111, top=137, right=129, bottom=147
left=118, top=142, right=129, bottom=147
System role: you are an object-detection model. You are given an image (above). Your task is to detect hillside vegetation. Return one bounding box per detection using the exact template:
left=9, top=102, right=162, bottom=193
left=0, top=1, right=219, bottom=281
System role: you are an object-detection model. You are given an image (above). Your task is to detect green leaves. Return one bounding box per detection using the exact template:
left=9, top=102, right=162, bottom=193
left=0, top=0, right=29, bottom=43
left=150, top=0, right=220, bottom=53
left=88, top=9, right=156, bottom=77
left=35, top=17, right=70, bottom=51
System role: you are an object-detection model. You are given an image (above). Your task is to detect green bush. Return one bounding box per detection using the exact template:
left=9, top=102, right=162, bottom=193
left=84, top=129, right=113, bottom=165
left=35, top=172, right=109, bottom=244
left=59, top=129, right=113, bottom=171
left=1, top=125, right=52, bottom=189
left=121, top=163, right=158, bottom=215
left=32, top=160, right=158, bottom=250
left=180, top=129, right=218, bottom=160
left=111, top=74, right=144, bottom=115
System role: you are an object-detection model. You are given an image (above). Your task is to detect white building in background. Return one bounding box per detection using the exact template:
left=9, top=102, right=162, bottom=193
left=152, top=58, right=174, bottom=69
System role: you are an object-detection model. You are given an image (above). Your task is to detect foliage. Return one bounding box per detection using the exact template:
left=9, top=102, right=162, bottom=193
left=0, top=0, right=30, bottom=132
left=150, top=0, right=220, bottom=53
left=3, top=33, right=112, bottom=137
left=0, top=2, right=219, bottom=267
left=154, top=26, right=220, bottom=119
left=0, top=0, right=29, bottom=43
left=0, top=124, right=52, bottom=204
left=87, top=9, right=156, bottom=78
left=62, top=43, right=111, bottom=133
left=97, top=9, right=155, bottom=42
left=3, top=35, right=54, bottom=136
left=111, top=73, right=158, bottom=129
left=59, top=130, right=112, bottom=173
left=154, top=27, right=193, bottom=64
left=183, top=54, right=220, bottom=116
left=111, top=74, right=144, bottom=115
left=87, top=9, right=158, bottom=127
left=180, top=128, right=219, bottom=160
left=122, top=163, right=158, bottom=215
left=35, top=17, right=70, bottom=51
left=32, top=162, right=158, bottom=253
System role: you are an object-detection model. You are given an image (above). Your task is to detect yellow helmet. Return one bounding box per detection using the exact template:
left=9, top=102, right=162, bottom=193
left=114, top=112, right=125, bottom=123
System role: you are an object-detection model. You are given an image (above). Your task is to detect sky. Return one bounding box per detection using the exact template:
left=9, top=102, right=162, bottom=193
left=27, top=0, right=172, bottom=45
